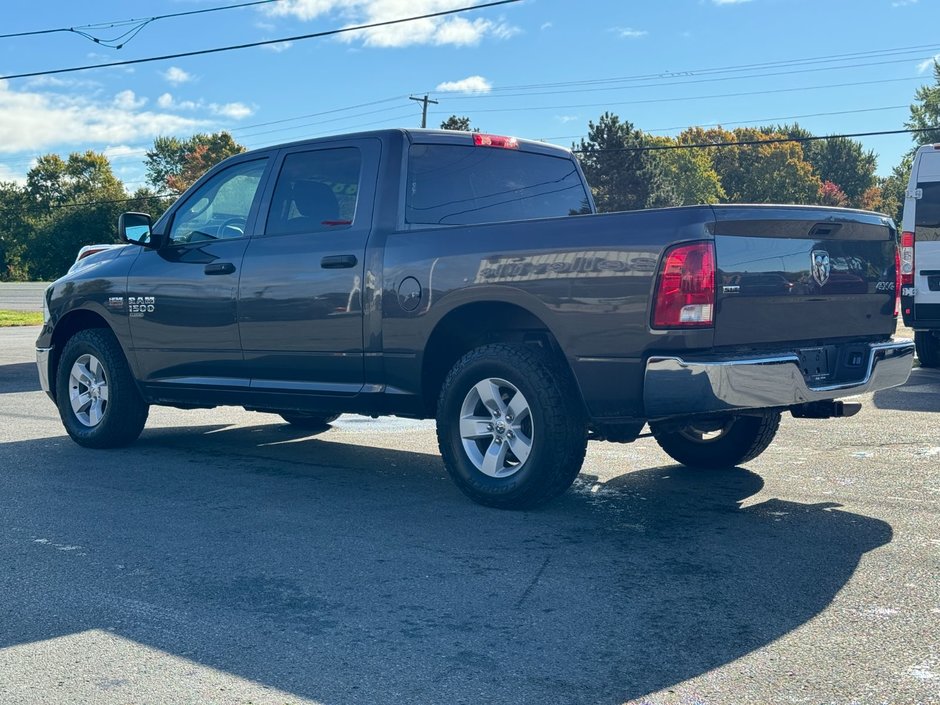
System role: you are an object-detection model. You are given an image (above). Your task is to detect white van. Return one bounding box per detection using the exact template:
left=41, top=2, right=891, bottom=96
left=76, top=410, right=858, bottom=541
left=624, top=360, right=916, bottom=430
left=901, top=144, right=940, bottom=367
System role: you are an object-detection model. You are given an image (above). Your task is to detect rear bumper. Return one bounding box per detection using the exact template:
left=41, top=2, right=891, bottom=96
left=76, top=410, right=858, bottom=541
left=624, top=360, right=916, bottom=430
left=643, top=339, right=914, bottom=419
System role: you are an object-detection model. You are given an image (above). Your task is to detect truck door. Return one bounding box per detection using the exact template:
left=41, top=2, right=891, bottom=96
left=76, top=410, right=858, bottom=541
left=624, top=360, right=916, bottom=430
left=237, top=139, right=380, bottom=394
left=126, top=156, right=271, bottom=386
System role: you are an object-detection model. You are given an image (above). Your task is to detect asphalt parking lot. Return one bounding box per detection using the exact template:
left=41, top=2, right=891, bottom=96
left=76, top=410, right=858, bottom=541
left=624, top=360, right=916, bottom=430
left=0, top=324, right=937, bottom=705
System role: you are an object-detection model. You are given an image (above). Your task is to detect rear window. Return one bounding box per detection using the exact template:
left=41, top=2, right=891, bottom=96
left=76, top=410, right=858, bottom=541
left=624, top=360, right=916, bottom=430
left=916, top=181, right=940, bottom=242
left=406, top=144, right=591, bottom=226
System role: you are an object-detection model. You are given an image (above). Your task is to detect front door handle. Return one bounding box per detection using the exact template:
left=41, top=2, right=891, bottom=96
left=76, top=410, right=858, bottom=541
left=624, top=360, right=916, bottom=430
left=321, top=254, right=358, bottom=269
left=205, top=262, right=236, bottom=275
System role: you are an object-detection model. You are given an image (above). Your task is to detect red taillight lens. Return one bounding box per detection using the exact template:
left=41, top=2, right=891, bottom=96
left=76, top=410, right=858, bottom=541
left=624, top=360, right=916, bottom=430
left=473, top=133, right=519, bottom=149
left=900, top=231, right=915, bottom=287
left=652, top=242, right=716, bottom=328
left=895, top=246, right=901, bottom=317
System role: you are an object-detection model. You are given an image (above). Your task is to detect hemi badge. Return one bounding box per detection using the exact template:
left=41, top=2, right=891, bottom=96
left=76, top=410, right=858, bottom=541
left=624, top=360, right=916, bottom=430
left=107, top=296, right=124, bottom=310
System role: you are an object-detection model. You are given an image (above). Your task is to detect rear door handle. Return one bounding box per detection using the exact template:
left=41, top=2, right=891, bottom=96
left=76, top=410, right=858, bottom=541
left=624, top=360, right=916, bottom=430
left=321, top=254, right=358, bottom=269
left=205, top=262, right=236, bottom=275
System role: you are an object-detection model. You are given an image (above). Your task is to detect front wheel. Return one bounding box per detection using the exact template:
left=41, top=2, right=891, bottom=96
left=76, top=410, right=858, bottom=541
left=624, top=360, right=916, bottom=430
left=915, top=331, right=940, bottom=368
left=55, top=329, right=149, bottom=448
left=436, top=343, right=587, bottom=509
left=650, top=412, right=780, bottom=469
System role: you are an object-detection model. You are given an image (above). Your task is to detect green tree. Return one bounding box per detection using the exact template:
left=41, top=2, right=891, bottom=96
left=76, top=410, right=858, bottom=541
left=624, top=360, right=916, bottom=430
left=877, top=154, right=914, bottom=225
left=145, top=131, right=246, bottom=192
left=440, top=115, right=479, bottom=132
left=767, top=124, right=877, bottom=207
left=576, top=112, right=675, bottom=212
left=0, top=182, right=32, bottom=280
left=682, top=127, right=820, bottom=205
left=907, top=59, right=940, bottom=147
left=646, top=135, right=725, bottom=205
left=23, top=151, right=126, bottom=280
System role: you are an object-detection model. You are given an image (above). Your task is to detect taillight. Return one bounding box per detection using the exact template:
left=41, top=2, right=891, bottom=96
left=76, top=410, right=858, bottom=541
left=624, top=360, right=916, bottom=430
left=895, top=246, right=901, bottom=317
left=900, top=231, right=915, bottom=286
left=652, top=241, right=716, bottom=328
left=473, top=133, right=519, bottom=149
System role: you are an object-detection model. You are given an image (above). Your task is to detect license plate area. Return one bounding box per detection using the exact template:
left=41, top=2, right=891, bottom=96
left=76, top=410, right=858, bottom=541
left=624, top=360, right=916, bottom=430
left=797, top=346, right=832, bottom=384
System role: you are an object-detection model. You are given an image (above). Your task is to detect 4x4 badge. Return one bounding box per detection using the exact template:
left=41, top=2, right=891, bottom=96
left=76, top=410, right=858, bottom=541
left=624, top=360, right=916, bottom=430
left=811, top=249, right=831, bottom=287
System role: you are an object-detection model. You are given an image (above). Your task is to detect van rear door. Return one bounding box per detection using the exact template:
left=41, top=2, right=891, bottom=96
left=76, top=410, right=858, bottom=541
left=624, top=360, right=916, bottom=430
left=903, top=147, right=940, bottom=323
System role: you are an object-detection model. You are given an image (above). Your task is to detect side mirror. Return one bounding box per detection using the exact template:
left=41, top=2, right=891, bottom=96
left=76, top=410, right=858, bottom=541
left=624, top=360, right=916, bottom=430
left=118, top=212, right=156, bottom=247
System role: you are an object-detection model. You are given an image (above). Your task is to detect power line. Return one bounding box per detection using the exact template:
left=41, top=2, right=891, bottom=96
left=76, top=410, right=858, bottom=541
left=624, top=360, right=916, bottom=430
left=0, top=0, right=523, bottom=81
left=0, top=0, right=289, bottom=47
left=431, top=42, right=940, bottom=98
left=571, top=127, right=939, bottom=154
left=2, top=126, right=936, bottom=218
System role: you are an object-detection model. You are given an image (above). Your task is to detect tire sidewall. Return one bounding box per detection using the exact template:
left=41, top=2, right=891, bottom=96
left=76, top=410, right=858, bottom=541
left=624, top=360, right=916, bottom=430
left=438, top=351, right=560, bottom=502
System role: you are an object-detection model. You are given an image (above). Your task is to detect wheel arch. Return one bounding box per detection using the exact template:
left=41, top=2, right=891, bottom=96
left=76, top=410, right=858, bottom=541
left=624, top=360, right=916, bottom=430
left=48, top=308, right=117, bottom=402
left=419, top=297, right=587, bottom=417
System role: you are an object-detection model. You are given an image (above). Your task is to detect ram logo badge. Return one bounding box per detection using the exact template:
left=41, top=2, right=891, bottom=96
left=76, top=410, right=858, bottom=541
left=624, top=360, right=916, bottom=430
left=128, top=296, right=156, bottom=317
left=811, top=250, right=831, bottom=287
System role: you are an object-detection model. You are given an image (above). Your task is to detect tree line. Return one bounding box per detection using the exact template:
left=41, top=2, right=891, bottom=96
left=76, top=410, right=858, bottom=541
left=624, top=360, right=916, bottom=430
left=2, top=64, right=939, bottom=281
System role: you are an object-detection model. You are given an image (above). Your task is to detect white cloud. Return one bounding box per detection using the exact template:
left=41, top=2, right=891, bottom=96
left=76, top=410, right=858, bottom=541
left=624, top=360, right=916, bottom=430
left=114, top=90, right=147, bottom=110
left=155, top=93, right=254, bottom=119
left=917, top=54, right=940, bottom=73
left=712, top=0, right=752, bottom=4
left=435, top=75, right=492, bottom=93
left=893, top=0, right=918, bottom=5
left=102, top=145, right=145, bottom=161
left=157, top=93, right=199, bottom=111
left=540, top=22, right=553, bottom=30
left=265, top=1, right=520, bottom=48
left=0, top=82, right=205, bottom=154
left=211, top=102, right=254, bottom=119
left=162, top=66, right=194, bottom=85
left=0, top=161, right=27, bottom=185
left=614, top=27, right=648, bottom=39
left=556, top=115, right=579, bottom=124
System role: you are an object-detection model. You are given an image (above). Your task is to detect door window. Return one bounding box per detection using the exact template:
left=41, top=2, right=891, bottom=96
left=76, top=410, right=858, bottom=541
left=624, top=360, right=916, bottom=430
left=168, top=159, right=267, bottom=245
left=265, top=147, right=362, bottom=236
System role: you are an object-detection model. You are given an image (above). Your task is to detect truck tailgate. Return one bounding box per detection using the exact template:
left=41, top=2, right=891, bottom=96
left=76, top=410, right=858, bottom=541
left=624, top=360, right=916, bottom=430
left=711, top=206, right=897, bottom=347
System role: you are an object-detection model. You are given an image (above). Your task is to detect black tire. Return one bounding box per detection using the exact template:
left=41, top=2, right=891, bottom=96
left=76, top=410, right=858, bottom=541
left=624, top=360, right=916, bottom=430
left=436, top=343, right=587, bottom=510
left=55, top=328, right=149, bottom=449
left=278, top=412, right=340, bottom=431
left=650, top=412, right=780, bottom=469
left=915, top=331, right=940, bottom=368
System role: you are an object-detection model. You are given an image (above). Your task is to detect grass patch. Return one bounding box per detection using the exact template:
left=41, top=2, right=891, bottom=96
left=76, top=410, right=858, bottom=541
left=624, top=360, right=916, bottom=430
left=0, top=310, right=43, bottom=327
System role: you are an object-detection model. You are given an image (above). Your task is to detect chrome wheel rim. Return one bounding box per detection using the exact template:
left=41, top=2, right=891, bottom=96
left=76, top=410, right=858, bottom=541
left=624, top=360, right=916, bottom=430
left=459, top=377, right=533, bottom=478
left=68, top=354, right=109, bottom=427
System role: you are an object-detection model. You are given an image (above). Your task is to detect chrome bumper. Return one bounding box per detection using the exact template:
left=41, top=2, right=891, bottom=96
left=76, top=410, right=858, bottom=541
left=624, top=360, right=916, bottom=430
left=643, top=339, right=915, bottom=419
left=36, top=346, right=53, bottom=396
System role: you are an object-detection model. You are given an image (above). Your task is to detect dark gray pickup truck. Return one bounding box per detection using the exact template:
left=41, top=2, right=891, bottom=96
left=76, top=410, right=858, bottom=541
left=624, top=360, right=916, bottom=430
left=37, top=129, right=915, bottom=508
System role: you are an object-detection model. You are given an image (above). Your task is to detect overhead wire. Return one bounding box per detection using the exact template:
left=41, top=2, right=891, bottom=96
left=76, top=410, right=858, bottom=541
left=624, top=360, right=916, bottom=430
left=0, top=0, right=290, bottom=47
left=0, top=0, right=524, bottom=81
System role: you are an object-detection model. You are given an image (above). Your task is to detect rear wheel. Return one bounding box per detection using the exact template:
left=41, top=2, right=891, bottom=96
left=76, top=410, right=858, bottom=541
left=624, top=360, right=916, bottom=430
left=650, top=412, right=780, bottom=469
left=56, top=329, right=149, bottom=448
left=915, top=330, right=940, bottom=368
left=278, top=412, right=340, bottom=432
left=436, top=343, right=587, bottom=509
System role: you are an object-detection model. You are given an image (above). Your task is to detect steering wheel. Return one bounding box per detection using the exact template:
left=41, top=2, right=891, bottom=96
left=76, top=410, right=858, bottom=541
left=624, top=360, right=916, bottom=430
left=219, top=217, right=247, bottom=238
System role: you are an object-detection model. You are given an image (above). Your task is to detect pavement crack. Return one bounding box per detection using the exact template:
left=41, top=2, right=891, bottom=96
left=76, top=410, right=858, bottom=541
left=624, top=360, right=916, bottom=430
left=515, top=555, right=551, bottom=610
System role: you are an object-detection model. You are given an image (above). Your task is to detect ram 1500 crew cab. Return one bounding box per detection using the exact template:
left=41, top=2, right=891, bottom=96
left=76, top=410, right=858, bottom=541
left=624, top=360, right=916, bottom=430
left=37, top=129, right=915, bottom=508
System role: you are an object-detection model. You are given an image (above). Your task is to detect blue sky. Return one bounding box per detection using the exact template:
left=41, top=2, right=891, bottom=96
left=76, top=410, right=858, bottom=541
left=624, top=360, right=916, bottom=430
left=0, top=0, right=938, bottom=190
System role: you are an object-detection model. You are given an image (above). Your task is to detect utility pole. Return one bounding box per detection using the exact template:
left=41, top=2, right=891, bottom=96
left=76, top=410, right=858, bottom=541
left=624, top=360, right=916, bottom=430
left=409, top=94, right=439, bottom=129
